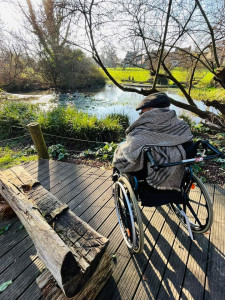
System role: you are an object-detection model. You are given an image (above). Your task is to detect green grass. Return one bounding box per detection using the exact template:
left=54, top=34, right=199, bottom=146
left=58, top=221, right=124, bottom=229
left=0, top=101, right=40, bottom=139
left=0, top=102, right=129, bottom=168
left=101, top=67, right=215, bottom=87
left=101, top=67, right=150, bottom=83
left=38, top=106, right=128, bottom=143
left=169, top=68, right=214, bottom=86
left=0, top=147, right=38, bottom=169
left=190, top=88, right=225, bottom=102
left=101, top=67, right=225, bottom=102
left=0, top=101, right=129, bottom=143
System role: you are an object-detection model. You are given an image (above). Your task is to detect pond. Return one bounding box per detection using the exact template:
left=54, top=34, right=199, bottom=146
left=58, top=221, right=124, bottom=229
left=21, top=84, right=215, bottom=123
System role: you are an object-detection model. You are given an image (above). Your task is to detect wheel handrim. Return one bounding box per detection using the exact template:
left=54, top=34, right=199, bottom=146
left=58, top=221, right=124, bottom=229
left=114, top=181, right=137, bottom=248
left=171, top=174, right=213, bottom=233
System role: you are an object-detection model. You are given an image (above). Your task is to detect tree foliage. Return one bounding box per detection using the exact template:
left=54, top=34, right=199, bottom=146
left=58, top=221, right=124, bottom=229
left=19, top=0, right=105, bottom=90
left=0, top=25, right=45, bottom=92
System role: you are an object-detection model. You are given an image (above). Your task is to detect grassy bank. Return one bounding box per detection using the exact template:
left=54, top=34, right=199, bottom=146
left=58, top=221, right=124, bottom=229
left=0, top=147, right=38, bottom=169
left=189, top=88, right=225, bottom=102
left=100, top=67, right=225, bottom=102
left=101, top=67, right=214, bottom=85
left=0, top=101, right=129, bottom=168
left=0, top=102, right=129, bottom=142
left=102, top=68, right=150, bottom=83
left=170, top=68, right=214, bottom=86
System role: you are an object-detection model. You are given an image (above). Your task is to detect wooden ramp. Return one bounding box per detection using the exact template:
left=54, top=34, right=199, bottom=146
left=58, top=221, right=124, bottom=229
left=0, top=159, right=224, bottom=300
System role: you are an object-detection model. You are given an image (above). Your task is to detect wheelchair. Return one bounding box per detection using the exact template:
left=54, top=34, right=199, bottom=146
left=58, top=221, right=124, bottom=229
left=113, top=140, right=225, bottom=253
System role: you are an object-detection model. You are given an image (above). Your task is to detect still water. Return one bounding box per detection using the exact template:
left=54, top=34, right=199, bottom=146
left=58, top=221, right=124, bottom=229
left=28, top=84, right=214, bottom=123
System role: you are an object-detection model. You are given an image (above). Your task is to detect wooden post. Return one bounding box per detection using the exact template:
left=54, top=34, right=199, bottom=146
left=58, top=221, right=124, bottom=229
left=27, top=122, right=49, bottom=159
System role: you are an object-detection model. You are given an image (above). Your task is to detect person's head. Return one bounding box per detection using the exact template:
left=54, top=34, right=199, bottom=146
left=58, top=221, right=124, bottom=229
left=136, top=92, right=170, bottom=115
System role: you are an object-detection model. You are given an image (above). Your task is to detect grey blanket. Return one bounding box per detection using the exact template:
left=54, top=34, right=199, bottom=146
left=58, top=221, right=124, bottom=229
left=113, top=108, right=193, bottom=191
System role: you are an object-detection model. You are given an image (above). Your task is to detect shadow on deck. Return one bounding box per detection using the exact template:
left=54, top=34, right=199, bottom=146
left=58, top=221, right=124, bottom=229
left=0, top=159, right=224, bottom=300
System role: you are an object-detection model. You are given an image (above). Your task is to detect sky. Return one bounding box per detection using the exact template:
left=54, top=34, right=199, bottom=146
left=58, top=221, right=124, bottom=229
left=1, top=0, right=219, bottom=59
left=0, top=2, right=17, bottom=30
left=0, top=1, right=45, bottom=36
left=0, top=0, right=126, bottom=58
left=0, top=1, right=28, bottom=30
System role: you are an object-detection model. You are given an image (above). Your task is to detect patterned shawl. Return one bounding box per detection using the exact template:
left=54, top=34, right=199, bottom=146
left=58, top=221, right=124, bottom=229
left=113, top=108, right=193, bottom=191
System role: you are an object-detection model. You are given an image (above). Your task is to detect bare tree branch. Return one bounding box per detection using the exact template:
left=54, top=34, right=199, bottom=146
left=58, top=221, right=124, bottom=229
left=62, top=0, right=225, bottom=131
left=195, top=0, right=220, bottom=68
left=152, top=0, right=172, bottom=90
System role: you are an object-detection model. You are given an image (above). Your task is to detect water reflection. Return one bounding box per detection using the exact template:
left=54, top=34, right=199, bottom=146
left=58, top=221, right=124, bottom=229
left=25, top=84, right=216, bottom=123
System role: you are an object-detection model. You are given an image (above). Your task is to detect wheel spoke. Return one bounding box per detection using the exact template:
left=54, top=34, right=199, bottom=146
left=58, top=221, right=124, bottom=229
left=114, top=176, right=144, bottom=253
left=171, top=173, right=213, bottom=233
left=186, top=202, right=203, bottom=227
left=188, top=198, right=207, bottom=207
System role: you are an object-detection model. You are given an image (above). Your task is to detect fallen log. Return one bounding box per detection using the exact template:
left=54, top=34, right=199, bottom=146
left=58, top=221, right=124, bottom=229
left=36, top=250, right=112, bottom=300
left=0, top=166, right=111, bottom=298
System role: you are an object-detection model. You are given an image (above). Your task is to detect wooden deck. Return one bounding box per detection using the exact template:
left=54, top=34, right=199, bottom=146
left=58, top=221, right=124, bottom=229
left=0, top=159, right=224, bottom=300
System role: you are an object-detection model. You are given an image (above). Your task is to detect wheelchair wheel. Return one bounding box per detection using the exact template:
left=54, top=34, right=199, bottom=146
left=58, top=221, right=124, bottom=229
left=170, top=173, right=213, bottom=233
left=114, top=176, right=144, bottom=253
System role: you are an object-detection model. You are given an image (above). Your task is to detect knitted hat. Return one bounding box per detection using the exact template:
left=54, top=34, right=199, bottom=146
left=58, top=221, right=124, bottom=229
left=136, top=92, right=170, bottom=111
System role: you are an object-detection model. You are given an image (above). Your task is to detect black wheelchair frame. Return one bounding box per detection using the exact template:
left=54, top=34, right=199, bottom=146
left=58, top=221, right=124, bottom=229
left=113, top=140, right=225, bottom=253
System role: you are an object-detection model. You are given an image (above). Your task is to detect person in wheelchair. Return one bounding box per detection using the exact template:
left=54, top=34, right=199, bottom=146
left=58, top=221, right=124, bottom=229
left=112, top=92, right=196, bottom=207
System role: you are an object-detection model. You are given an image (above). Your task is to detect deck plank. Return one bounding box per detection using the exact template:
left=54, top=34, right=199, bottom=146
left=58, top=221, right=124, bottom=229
left=132, top=206, right=176, bottom=300
left=1, top=257, right=44, bottom=300
left=204, top=190, right=225, bottom=300
left=69, top=175, right=112, bottom=211
left=0, top=217, right=21, bottom=245
left=97, top=207, right=157, bottom=300
left=179, top=184, right=213, bottom=300
left=180, top=234, right=209, bottom=300
left=17, top=280, right=43, bottom=300
left=0, top=160, right=224, bottom=300
left=0, top=235, right=33, bottom=274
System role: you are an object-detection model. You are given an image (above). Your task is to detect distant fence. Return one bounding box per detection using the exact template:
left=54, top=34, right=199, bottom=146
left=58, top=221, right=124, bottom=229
left=0, top=121, right=113, bottom=168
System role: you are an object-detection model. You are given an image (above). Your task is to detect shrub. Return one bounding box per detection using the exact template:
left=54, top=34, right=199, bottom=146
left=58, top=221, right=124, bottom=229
left=3, top=68, right=46, bottom=92
left=77, top=142, right=118, bottom=161
left=179, top=114, right=196, bottom=131
left=41, top=48, right=106, bottom=91
left=107, top=113, right=130, bottom=130
left=39, top=106, right=126, bottom=144
left=0, top=102, right=127, bottom=145
left=48, top=144, right=69, bottom=161
left=0, top=101, right=39, bottom=139
left=157, top=77, right=168, bottom=85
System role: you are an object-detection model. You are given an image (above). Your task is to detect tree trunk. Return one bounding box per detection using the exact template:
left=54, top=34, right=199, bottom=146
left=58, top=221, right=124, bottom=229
left=0, top=166, right=111, bottom=299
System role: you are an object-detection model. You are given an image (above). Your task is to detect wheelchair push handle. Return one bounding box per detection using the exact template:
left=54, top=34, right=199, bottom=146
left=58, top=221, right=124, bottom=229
left=201, top=140, right=225, bottom=157
left=145, top=140, right=225, bottom=170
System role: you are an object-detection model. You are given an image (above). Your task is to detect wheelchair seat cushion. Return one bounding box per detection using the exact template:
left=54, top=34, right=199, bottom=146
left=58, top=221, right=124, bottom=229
left=138, top=182, right=184, bottom=207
